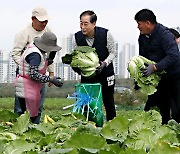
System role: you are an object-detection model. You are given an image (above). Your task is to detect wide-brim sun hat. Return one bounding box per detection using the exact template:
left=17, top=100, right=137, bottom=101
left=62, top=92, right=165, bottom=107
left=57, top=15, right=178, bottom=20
left=34, top=32, right=62, bottom=52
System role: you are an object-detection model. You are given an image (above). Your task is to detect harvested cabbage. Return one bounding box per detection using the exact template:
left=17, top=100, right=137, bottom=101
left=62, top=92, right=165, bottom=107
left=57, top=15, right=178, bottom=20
left=128, top=55, right=165, bottom=95
left=62, top=46, right=99, bottom=77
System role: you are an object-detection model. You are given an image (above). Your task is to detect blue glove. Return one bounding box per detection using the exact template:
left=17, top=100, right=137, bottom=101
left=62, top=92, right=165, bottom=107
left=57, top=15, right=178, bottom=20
left=49, top=76, right=63, bottom=87
left=143, top=63, right=155, bottom=76
left=96, top=61, right=107, bottom=74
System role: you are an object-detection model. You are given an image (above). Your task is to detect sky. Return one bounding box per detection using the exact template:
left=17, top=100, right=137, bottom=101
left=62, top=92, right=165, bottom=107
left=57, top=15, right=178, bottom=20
left=1, top=0, right=180, bottom=57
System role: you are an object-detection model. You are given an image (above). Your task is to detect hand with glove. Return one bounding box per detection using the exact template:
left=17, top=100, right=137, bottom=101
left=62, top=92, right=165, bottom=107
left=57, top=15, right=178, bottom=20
left=143, top=63, right=157, bottom=77
left=96, top=61, right=107, bottom=74
left=49, top=76, right=63, bottom=87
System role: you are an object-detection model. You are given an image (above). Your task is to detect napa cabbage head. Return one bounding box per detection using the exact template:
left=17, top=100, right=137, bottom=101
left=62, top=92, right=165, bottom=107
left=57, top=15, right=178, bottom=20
left=128, top=56, right=165, bottom=95
left=62, top=46, right=99, bottom=77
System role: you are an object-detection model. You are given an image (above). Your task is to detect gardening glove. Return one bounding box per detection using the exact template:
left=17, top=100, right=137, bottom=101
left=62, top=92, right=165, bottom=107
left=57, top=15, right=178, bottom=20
left=96, top=61, right=107, bottom=74
left=49, top=76, right=63, bottom=87
left=143, top=63, right=156, bottom=77
left=46, top=58, right=54, bottom=66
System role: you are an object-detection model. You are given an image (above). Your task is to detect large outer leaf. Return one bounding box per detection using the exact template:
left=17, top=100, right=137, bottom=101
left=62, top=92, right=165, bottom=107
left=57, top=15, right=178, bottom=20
left=148, top=142, right=180, bottom=154
left=128, top=110, right=162, bottom=138
left=0, top=140, right=7, bottom=153
left=0, top=110, right=18, bottom=122
left=75, top=123, right=101, bottom=135
left=12, top=111, right=30, bottom=135
left=139, top=84, right=157, bottom=95
left=34, top=123, right=55, bottom=135
left=119, top=148, right=146, bottom=154
left=155, top=125, right=176, bottom=139
left=0, top=132, right=18, bottom=141
left=4, top=139, right=35, bottom=154
left=62, top=132, right=108, bottom=153
left=123, top=128, right=159, bottom=151
left=101, top=116, right=129, bottom=142
left=123, top=110, right=164, bottom=152
left=48, top=148, right=76, bottom=154
left=21, top=128, right=45, bottom=142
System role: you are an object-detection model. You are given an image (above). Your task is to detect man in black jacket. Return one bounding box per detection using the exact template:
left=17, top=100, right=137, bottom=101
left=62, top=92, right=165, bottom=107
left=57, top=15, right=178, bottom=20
left=134, top=9, right=180, bottom=124
left=72, top=10, right=116, bottom=121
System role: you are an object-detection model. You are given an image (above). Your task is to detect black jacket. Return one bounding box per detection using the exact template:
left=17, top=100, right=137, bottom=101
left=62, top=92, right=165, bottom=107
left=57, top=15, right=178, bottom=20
left=75, top=26, right=114, bottom=79
left=139, top=23, right=180, bottom=78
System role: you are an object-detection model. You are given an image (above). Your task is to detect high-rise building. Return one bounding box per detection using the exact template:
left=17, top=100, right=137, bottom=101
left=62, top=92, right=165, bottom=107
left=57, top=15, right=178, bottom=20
left=130, top=44, right=136, bottom=57
left=0, top=50, right=3, bottom=83
left=113, top=42, right=119, bottom=76
left=54, top=35, right=67, bottom=80
left=0, top=50, right=11, bottom=83
left=118, top=43, right=136, bottom=78
left=122, top=43, right=130, bottom=78
left=7, top=52, right=16, bottom=83
left=118, top=49, right=123, bottom=78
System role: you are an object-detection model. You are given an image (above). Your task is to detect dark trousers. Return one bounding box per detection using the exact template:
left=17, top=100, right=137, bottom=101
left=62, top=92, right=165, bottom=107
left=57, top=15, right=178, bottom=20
left=17, top=97, right=39, bottom=124
left=169, top=78, right=180, bottom=123
left=101, top=79, right=116, bottom=121
left=144, top=75, right=180, bottom=124
left=81, top=73, right=116, bottom=121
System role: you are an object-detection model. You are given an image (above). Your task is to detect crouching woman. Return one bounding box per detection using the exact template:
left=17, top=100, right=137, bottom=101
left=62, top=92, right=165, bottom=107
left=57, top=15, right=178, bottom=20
left=14, top=32, right=63, bottom=123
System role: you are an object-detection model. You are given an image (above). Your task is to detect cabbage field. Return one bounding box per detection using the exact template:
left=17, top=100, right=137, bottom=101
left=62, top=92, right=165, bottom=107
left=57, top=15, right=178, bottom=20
left=0, top=98, right=180, bottom=153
